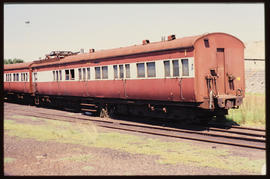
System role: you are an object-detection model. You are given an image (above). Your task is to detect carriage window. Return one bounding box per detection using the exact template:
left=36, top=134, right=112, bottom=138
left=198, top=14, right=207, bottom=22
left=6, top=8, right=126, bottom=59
left=83, top=68, right=86, bottom=80
left=137, top=63, right=145, bottom=78
left=56, top=71, right=59, bottom=81
left=70, top=69, right=75, bottom=80
left=125, top=64, right=130, bottom=78
left=181, top=59, right=189, bottom=76
left=164, top=60, right=170, bottom=77
left=87, top=68, right=90, bottom=80
left=204, top=39, right=209, bottom=48
left=113, top=65, right=118, bottom=79
left=17, top=73, right=19, bottom=81
left=78, top=68, right=82, bottom=80
left=172, top=60, right=179, bottom=77
left=13, top=74, right=15, bottom=81
left=102, top=66, right=108, bottom=79
left=95, top=67, right=101, bottom=79
left=21, top=73, right=24, bottom=81
left=119, top=65, right=124, bottom=78
left=33, top=73, right=37, bottom=81
left=65, top=70, right=70, bottom=80
left=147, top=62, right=156, bottom=77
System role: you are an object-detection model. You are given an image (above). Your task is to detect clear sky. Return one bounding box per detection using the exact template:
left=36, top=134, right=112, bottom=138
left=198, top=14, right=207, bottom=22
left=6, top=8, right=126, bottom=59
left=4, top=3, right=265, bottom=62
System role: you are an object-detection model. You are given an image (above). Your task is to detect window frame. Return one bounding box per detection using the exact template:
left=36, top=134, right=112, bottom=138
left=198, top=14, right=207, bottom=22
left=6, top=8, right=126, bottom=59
left=146, top=62, right=156, bottom=78
left=125, top=64, right=130, bottom=78
left=87, top=67, right=90, bottom=80
left=113, top=65, right=118, bottom=79
left=181, top=58, right=189, bottom=77
left=119, top=65, right=124, bottom=79
left=172, top=59, right=180, bottom=77
left=95, top=67, right=101, bottom=79
left=163, top=60, right=171, bottom=77
left=137, top=63, right=145, bottom=78
left=102, top=66, right=108, bottom=79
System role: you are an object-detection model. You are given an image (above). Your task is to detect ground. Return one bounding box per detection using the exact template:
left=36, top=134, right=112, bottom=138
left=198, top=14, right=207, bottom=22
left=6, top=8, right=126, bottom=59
left=3, top=104, right=266, bottom=175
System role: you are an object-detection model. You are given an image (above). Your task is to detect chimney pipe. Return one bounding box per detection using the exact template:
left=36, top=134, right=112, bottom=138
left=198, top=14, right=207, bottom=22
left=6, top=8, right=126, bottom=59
left=168, top=34, right=176, bottom=41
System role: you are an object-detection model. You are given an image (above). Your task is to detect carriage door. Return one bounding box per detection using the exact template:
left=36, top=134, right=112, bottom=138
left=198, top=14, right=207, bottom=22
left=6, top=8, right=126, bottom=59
left=216, top=48, right=226, bottom=95
left=33, top=71, right=38, bottom=94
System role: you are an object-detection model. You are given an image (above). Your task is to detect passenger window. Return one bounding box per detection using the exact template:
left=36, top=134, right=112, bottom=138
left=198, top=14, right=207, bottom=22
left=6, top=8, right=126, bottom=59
left=70, top=69, right=75, bottom=80
left=17, top=73, right=19, bottom=81
left=65, top=70, right=70, bottom=80
left=21, top=73, right=23, bottom=81
left=181, top=59, right=189, bottom=76
left=113, top=65, right=118, bottom=79
left=172, top=60, right=179, bottom=77
left=83, top=68, right=86, bottom=80
left=78, top=68, right=82, bottom=80
left=164, top=60, right=170, bottom=77
left=119, top=65, right=124, bottom=78
left=87, top=68, right=90, bottom=80
left=56, top=71, right=59, bottom=81
left=204, top=39, right=210, bottom=48
left=137, top=63, right=145, bottom=78
left=102, top=66, right=108, bottom=79
left=95, top=67, right=101, bottom=79
left=34, top=72, right=38, bottom=81
left=147, top=62, right=156, bottom=77
left=125, top=64, right=130, bottom=78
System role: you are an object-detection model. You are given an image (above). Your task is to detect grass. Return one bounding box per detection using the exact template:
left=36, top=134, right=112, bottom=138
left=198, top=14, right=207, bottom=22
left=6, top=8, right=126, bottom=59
left=82, top=166, right=94, bottom=172
left=4, top=115, right=265, bottom=174
left=59, top=154, right=93, bottom=162
left=11, top=115, right=45, bottom=122
left=226, top=93, right=265, bottom=127
left=4, top=157, right=16, bottom=164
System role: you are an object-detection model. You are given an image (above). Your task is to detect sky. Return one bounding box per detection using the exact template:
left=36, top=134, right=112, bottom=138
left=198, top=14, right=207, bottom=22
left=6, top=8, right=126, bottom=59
left=4, top=3, right=265, bottom=62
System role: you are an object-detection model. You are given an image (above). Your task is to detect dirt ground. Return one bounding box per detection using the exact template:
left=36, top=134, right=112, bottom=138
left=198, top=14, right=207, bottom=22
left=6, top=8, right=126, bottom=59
left=3, top=103, right=266, bottom=175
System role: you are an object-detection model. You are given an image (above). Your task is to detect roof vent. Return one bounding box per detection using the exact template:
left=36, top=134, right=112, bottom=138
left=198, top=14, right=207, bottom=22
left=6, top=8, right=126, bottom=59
left=142, top=39, right=150, bottom=45
left=80, top=48, right=84, bottom=53
left=168, top=34, right=176, bottom=41
left=89, top=48, right=95, bottom=53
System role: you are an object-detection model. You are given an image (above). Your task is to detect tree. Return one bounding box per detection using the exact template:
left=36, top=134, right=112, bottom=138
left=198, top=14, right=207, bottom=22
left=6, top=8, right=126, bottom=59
left=4, top=58, right=24, bottom=64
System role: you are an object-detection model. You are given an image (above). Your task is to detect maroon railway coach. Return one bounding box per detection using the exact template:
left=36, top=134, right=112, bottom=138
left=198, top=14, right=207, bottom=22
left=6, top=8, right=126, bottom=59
left=4, top=32, right=245, bottom=120
left=4, top=62, right=34, bottom=102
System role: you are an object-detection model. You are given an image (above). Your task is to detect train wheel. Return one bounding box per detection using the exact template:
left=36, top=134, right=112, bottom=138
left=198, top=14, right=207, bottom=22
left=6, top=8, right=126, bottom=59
left=34, top=96, right=40, bottom=106
left=99, top=104, right=116, bottom=118
left=99, top=107, right=109, bottom=118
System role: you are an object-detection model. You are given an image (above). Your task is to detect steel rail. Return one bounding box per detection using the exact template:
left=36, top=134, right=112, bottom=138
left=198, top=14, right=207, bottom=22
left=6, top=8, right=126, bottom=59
left=4, top=107, right=266, bottom=150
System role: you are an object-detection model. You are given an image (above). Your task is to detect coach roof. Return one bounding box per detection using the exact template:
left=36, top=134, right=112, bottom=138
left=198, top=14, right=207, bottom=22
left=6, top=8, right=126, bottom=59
left=31, top=32, right=244, bottom=67
left=4, top=62, right=33, bottom=70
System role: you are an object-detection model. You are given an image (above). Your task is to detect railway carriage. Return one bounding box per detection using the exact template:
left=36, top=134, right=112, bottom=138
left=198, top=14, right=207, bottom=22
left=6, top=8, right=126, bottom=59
left=4, top=32, right=245, bottom=121
left=4, top=62, right=33, bottom=102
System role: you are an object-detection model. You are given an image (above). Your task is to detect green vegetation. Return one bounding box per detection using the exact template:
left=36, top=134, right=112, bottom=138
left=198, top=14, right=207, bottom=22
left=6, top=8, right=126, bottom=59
left=4, top=115, right=265, bottom=174
left=4, top=157, right=16, bottom=163
left=82, top=166, right=94, bottom=172
left=227, top=93, right=265, bottom=127
left=59, top=154, right=93, bottom=162
left=4, top=58, right=24, bottom=64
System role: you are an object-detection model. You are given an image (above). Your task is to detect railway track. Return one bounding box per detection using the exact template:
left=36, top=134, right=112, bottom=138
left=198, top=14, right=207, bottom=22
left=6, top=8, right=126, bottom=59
left=4, top=103, right=266, bottom=150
